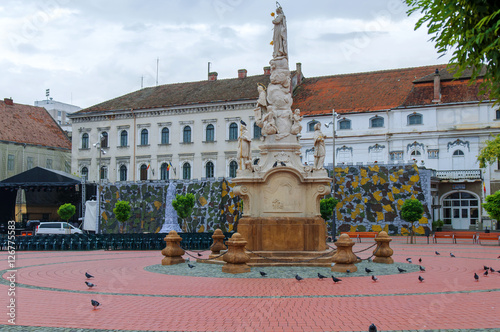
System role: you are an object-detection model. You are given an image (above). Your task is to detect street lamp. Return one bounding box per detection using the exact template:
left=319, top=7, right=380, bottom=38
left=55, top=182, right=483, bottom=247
left=93, top=136, right=106, bottom=234
left=324, top=109, right=337, bottom=240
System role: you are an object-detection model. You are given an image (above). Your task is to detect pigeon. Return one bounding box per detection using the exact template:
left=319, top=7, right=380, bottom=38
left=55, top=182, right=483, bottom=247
left=295, top=274, right=303, bottom=281
left=197, top=252, right=202, bottom=257
left=346, top=269, right=350, bottom=274
left=187, top=263, right=195, bottom=268
left=474, top=273, right=479, bottom=281
left=490, top=267, right=496, bottom=273
left=406, top=258, right=412, bottom=263
left=498, top=256, right=500, bottom=259
left=259, top=271, right=267, bottom=277
left=240, top=120, right=247, bottom=126
left=272, top=161, right=278, bottom=168
left=397, top=267, right=406, bottom=273
left=85, top=281, right=96, bottom=288
left=369, top=323, right=377, bottom=332
left=280, top=161, right=286, bottom=167
left=450, top=253, right=455, bottom=258
left=331, top=276, right=342, bottom=283
left=483, top=270, right=489, bottom=277
left=365, top=268, right=373, bottom=274
left=484, top=265, right=490, bottom=270
left=317, top=273, right=327, bottom=280
left=435, top=251, right=440, bottom=255
left=418, top=258, right=422, bottom=263
left=91, top=299, right=100, bottom=310
left=419, top=265, right=426, bottom=272
left=418, top=276, right=424, bottom=283
left=371, top=275, right=378, bottom=282
left=85, top=272, right=94, bottom=279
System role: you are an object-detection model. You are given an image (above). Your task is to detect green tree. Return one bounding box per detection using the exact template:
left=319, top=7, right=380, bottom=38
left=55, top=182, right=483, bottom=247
left=57, top=203, right=76, bottom=222
left=478, top=133, right=500, bottom=168
left=321, top=197, right=339, bottom=238
left=483, top=190, right=500, bottom=223
left=172, top=193, right=195, bottom=232
left=113, top=201, right=131, bottom=233
left=405, top=1, right=500, bottom=103
left=401, top=199, right=424, bottom=244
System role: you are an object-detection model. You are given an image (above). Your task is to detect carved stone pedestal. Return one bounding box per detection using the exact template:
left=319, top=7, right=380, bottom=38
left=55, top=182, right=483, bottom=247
left=161, top=230, right=185, bottom=266
left=331, top=234, right=358, bottom=272
left=373, top=231, right=394, bottom=264
left=222, top=233, right=251, bottom=274
left=209, top=228, right=227, bottom=260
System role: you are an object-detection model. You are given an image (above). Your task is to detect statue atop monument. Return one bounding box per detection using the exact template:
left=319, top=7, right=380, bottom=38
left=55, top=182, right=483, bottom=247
left=272, top=3, right=287, bottom=59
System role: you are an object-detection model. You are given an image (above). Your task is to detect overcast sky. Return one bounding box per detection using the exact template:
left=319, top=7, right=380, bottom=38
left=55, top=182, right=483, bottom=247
left=0, top=0, right=451, bottom=109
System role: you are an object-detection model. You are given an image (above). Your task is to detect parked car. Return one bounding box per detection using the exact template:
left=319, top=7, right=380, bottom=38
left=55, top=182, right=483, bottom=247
left=35, top=222, right=83, bottom=235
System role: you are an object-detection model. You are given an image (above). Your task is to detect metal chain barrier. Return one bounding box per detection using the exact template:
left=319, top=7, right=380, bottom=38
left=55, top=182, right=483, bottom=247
left=179, top=245, right=227, bottom=261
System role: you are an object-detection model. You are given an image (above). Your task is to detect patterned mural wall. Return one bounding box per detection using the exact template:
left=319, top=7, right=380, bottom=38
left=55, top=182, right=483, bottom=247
left=98, top=165, right=431, bottom=235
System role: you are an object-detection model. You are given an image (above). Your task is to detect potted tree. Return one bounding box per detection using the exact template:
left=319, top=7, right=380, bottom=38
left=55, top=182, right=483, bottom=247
left=483, top=190, right=500, bottom=232
left=401, top=199, right=424, bottom=244
left=432, top=219, right=444, bottom=232
left=57, top=203, right=76, bottom=233
left=113, top=201, right=131, bottom=234
left=172, top=193, right=195, bottom=232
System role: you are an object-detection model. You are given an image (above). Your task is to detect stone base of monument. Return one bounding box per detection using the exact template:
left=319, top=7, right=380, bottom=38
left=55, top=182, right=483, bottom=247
left=246, top=250, right=334, bottom=267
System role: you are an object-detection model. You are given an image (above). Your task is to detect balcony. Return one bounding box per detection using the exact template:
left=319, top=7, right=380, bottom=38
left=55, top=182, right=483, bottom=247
left=434, top=169, right=482, bottom=180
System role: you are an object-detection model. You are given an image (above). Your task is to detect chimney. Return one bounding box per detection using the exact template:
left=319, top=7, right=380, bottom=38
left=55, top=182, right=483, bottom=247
left=263, top=66, right=271, bottom=75
left=4, top=98, right=13, bottom=106
left=296, top=62, right=302, bottom=86
left=238, top=69, right=247, bottom=79
left=432, top=68, right=441, bottom=103
left=208, top=72, right=218, bottom=81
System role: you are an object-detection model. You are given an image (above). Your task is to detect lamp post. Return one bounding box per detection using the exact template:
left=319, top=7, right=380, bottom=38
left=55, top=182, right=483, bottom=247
left=325, top=109, right=337, bottom=240
left=94, top=136, right=106, bottom=234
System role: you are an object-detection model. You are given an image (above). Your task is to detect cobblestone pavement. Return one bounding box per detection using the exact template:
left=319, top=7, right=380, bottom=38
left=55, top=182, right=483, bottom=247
left=1, top=237, right=499, bottom=331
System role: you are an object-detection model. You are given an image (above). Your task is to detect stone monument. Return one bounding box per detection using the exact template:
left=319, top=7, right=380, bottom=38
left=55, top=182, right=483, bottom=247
left=233, top=4, right=332, bottom=266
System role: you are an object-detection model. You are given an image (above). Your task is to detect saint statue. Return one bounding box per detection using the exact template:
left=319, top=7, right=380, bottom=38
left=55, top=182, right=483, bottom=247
left=290, top=108, right=303, bottom=135
left=313, top=122, right=325, bottom=170
left=238, top=122, right=252, bottom=170
left=253, top=84, right=267, bottom=128
left=272, top=5, right=287, bottom=59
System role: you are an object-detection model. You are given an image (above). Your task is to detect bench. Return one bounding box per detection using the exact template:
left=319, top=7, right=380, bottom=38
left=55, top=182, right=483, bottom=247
left=477, top=233, right=500, bottom=245
left=452, top=231, right=477, bottom=243
left=341, top=232, right=378, bottom=243
left=432, top=231, right=455, bottom=243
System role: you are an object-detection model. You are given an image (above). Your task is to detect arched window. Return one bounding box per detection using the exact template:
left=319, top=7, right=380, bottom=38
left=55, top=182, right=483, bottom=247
left=182, top=162, right=191, bottom=180
left=183, top=126, right=191, bottom=143
left=408, top=113, right=423, bottom=125
left=119, top=165, right=127, bottom=182
left=229, top=122, right=238, bottom=140
left=496, top=109, right=500, bottom=120
left=453, top=150, right=464, bottom=156
left=81, top=167, right=88, bottom=180
left=370, top=117, right=384, bottom=128
left=452, top=149, right=465, bottom=170
left=161, top=128, right=169, bottom=144
left=160, top=163, right=169, bottom=180
left=140, top=129, right=148, bottom=145
left=229, top=160, right=238, bottom=178
left=411, top=150, right=422, bottom=156
left=253, top=123, right=262, bottom=139
left=308, top=120, right=319, bottom=132
left=140, top=164, right=148, bottom=181
left=206, top=124, right=215, bottom=142
left=338, top=119, right=351, bottom=130
left=100, top=166, right=107, bottom=180
left=101, top=132, right=108, bottom=148
left=205, top=161, right=214, bottom=178
left=120, top=130, right=128, bottom=147
left=81, top=133, right=89, bottom=149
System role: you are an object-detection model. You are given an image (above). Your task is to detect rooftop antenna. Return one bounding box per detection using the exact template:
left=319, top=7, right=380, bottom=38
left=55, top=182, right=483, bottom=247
left=45, top=88, right=50, bottom=101
left=156, top=57, right=159, bottom=86
left=141, top=75, right=144, bottom=89
left=208, top=62, right=211, bottom=76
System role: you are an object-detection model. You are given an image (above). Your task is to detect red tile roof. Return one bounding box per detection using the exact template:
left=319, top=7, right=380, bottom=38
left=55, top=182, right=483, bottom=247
left=0, top=99, right=71, bottom=150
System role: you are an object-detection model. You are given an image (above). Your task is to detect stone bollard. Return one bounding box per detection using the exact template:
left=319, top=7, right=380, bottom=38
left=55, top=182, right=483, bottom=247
left=331, top=233, right=358, bottom=272
left=373, top=231, right=394, bottom=264
left=209, top=228, right=227, bottom=259
left=222, top=233, right=250, bottom=274
left=161, top=230, right=185, bottom=265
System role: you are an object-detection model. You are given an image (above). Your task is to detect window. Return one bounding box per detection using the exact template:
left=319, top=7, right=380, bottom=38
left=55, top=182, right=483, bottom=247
left=308, top=120, right=319, bottom=132
left=411, top=150, right=421, bottom=156
left=27, top=157, right=34, bottom=169
left=161, top=127, right=169, bottom=144
left=7, top=154, right=14, bottom=171
left=140, top=129, right=148, bottom=145
left=119, top=165, right=127, bottom=181
left=453, top=150, right=464, bottom=156
left=140, top=164, right=148, bottom=181
left=81, top=167, right=88, bottom=180
left=120, top=130, right=128, bottom=147
left=46, top=159, right=53, bottom=169
left=338, top=119, right=351, bottom=130
left=182, top=162, right=191, bottom=180
left=183, top=126, right=191, bottom=143
left=390, top=151, right=403, bottom=160
left=101, top=132, right=108, bottom=148
left=100, top=166, right=108, bottom=180
left=229, top=122, right=238, bottom=140
left=452, top=149, right=465, bottom=170
left=229, top=160, right=238, bottom=177
left=408, top=113, right=423, bottom=125
left=253, top=123, right=261, bottom=139
left=496, top=109, right=500, bottom=120
left=428, top=149, right=439, bottom=159
left=370, top=117, right=384, bottom=128
left=160, top=163, right=169, bottom=180
left=206, top=124, right=215, bottom=142
left=206, top=161, right=214, bottom=178
left=82, top=133, right=89, bottom=149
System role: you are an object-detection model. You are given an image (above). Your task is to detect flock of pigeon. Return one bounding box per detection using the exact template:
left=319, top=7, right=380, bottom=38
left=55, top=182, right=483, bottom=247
left=85, top=272, right=100, bottom=310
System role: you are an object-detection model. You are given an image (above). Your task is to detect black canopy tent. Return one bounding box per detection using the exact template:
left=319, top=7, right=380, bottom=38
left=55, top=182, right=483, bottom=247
left=0, top=167, right=85, bottom=226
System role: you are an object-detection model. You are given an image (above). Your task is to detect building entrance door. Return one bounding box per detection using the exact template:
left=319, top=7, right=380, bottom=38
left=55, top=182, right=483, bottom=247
left=442, top=192, right=479, bottom=230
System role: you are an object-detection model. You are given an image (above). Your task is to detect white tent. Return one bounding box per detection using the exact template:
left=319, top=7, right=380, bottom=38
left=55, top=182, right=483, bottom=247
left=83, top=200, right=97, bottom=232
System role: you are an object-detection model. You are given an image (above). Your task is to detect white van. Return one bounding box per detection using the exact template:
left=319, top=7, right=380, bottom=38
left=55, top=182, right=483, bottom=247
left=36, top=222, right=83, bottom=235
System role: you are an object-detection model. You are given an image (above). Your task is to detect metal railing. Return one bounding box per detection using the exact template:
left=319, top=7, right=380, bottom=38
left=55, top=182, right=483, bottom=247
left=434, top=169, right=482, bottom=180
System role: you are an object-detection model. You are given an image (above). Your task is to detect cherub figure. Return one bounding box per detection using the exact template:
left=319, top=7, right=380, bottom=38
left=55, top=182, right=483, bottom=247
left=290, top=108, right=303, bottom=135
